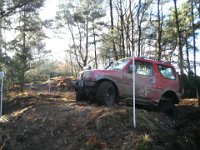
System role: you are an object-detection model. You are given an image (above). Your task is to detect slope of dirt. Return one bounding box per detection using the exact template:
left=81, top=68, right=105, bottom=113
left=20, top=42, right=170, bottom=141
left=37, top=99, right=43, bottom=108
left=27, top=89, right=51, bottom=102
left=0, top=93, right=199, bottom=150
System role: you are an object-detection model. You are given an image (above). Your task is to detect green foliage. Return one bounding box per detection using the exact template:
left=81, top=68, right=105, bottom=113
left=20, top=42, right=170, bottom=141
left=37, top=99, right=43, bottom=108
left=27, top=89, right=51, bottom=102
left=0, top=0, right=47, bottom=92
left=0, top=0, right=199, bottom=99
left=99, top=29, right=120, bottom=61
left=182, top=72, right=200, bottom=98
left=136, top=134, right=151, bottom=150
left=136, top=135, right=150, bottom=150
left=162, top=0, right=199, bottom=61
left=0, top=0, right=45, bottom=19
left=136, top=143, right=149, bottom=150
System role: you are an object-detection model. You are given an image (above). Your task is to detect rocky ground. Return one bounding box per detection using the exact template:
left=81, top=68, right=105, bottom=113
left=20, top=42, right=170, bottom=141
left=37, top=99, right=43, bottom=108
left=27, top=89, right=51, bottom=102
left=0, top=91, right=200, bottom=150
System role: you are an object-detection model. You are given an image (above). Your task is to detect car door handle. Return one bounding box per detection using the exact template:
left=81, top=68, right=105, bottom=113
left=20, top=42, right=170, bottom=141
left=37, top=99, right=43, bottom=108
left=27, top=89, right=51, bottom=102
left=148, top=78, right=155, bottom=84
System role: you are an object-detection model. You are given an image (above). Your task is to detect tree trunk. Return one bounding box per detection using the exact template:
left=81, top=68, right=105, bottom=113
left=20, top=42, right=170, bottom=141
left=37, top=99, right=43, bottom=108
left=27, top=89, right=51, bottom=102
left=0, top=22, right=3, bottom=67
left=191, top=1, right=199, bottom=107
left=129, top=0, right=135, bottom=55
left=157, top=0, right=162, bottom=61
left=119, top=0, right=125, bottom=58
left=137, top=0, right=142, bottom=57
left=191, top=1, right=197, bottom=77
left=126, top=17, right=131, bottom=57
left=109, top=0, right=118, bottom=60
left=85, top=18, right=89, bottom=67
left=185, top=35, right=190, bottom=74
left=20, top=8, right=27, bottom=92
left=77, top=24, right=83, bottom=61
left=67, top=23, right=82, bottom=69
left=118, top=21, right=123, bottom=59
left=93, top=22, right=98, bottom=69
left=69, top=50, right=74, bottom=76
left=197, top=89, right=200, bottom=107
left=173, top=0, right=184, bottom=83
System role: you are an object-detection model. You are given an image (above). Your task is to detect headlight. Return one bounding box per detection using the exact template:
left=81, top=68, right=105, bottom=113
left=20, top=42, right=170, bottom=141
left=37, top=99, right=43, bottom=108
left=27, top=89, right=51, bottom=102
left=83, top=71, right=93, bottom=78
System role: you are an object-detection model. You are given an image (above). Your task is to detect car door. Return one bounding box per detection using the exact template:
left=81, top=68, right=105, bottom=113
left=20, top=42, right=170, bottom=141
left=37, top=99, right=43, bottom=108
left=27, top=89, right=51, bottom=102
left=123, top=60, right=156, bottom=101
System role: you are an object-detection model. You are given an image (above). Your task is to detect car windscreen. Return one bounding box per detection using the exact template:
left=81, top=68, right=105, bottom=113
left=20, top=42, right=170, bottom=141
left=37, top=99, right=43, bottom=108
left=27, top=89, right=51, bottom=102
left=109, top=58, right=130, bottom=70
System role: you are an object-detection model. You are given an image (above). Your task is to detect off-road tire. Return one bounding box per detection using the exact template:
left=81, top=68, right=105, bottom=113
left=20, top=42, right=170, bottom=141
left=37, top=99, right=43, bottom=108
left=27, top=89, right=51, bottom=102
left=96, top=81, right=116, bottom=106
left=76, top=90, right=85, bottom=102
left=159, top=101, right=177, bottom=120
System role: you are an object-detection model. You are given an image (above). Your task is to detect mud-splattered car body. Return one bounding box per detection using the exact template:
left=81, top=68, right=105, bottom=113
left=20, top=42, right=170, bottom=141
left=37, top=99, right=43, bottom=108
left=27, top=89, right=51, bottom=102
left=75, top=57, right=181, bottom=116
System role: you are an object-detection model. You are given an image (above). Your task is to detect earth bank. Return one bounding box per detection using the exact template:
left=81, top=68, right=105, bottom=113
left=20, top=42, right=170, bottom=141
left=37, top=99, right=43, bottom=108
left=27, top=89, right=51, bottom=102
left=0, top=92, right=199, bottom=150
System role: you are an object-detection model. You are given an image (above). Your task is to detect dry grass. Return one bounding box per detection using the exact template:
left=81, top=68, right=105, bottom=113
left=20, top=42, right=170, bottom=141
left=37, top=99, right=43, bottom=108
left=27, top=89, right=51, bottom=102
left=180, top=99, right=199, bottom=106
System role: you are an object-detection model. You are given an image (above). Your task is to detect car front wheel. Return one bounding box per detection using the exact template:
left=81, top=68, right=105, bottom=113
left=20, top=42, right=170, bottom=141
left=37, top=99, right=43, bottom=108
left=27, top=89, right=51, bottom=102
left=96, top=81, right=116, bottom=106
left=76, top=89, right=85, bottom=102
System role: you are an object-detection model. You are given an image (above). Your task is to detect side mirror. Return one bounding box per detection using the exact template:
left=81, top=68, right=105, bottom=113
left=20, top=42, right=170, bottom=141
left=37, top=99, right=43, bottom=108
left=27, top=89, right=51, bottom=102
left=105, top=61, right=113, bottom=69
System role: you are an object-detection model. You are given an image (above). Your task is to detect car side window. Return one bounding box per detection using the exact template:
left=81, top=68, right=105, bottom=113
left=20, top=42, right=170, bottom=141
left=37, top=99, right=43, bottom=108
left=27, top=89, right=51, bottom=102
left=158, top=65, right=176, bottom=80
left=135, top=61, right=153, bottom=76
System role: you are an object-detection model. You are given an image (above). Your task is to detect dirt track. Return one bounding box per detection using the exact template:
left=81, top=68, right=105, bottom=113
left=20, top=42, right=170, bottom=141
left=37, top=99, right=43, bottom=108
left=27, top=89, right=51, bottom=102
left=0, top=92, right=200, bottom=150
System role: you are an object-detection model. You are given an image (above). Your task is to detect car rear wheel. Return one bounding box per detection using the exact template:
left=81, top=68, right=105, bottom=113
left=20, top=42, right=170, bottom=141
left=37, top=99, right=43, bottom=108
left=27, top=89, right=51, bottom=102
left=96, top=81, right=116, bottom=106
left=159, top=101, right=177, bottom=120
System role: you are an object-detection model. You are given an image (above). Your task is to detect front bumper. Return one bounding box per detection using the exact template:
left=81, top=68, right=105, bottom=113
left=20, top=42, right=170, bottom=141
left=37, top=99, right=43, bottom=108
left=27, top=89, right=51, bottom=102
left=75, top=80, right=97, bottom=99
left=75, top=79, right=96, bottom=90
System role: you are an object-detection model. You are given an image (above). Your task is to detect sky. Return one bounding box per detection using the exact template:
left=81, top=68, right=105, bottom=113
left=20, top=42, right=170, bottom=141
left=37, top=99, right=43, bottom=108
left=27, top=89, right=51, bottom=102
left=40, top=0, right=69, bottom=61
left=39, top=0, right=200, bottom=75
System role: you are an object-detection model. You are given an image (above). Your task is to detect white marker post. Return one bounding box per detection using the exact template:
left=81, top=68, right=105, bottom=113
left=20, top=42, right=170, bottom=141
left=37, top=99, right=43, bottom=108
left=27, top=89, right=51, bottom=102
left=132, top=54, right=136, bottom=128
left=48, top=75, right=51, bottom=93
left=0, top=71, right=4, bottom=117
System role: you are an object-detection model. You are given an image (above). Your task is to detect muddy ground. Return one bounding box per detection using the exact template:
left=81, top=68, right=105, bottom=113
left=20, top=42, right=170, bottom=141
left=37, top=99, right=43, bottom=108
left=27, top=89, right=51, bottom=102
left=0, top=91, right=200, bottom=150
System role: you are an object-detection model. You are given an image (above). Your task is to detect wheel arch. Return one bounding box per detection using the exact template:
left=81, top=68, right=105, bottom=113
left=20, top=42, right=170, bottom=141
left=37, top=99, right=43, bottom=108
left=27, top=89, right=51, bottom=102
left=96, top=79, right=119, bottom=98
left=160, top=90, right=179, bottom=104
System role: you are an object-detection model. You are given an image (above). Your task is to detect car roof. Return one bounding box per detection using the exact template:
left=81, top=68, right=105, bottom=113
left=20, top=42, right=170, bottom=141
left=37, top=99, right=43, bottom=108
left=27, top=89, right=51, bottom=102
left=124, top=57, right=174, bottom=67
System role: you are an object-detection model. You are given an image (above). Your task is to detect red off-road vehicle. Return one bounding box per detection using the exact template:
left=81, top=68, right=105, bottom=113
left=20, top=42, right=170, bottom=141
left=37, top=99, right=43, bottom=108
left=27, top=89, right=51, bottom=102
left=75, top=57, right=181, bottom=118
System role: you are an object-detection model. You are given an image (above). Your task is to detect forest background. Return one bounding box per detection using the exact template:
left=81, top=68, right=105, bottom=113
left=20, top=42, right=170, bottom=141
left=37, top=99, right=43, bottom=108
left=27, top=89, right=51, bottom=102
left=0, top=0, right=200, bottom=101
